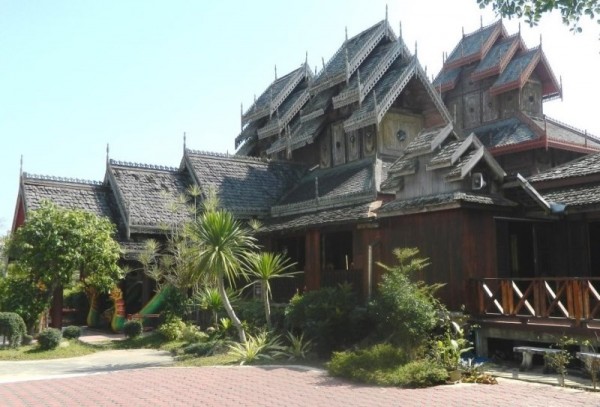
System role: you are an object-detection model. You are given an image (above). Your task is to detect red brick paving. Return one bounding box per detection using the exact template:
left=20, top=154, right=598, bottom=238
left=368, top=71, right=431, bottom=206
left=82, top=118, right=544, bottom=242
left=0, top=366, right=599, bottom=406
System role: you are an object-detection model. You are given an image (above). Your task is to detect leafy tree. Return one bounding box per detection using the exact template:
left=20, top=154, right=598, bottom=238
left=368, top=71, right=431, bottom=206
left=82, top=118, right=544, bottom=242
left=187, top=209, right=257, bottom=342
left=6, top=201, right=123, bottom=317
left=0, top=264, right=48, bottom=332
left=370, top=248, right=444, bottom=354
left=478, top=0, right=600, bottom=32
left=244, top=252, right=297, bottom=329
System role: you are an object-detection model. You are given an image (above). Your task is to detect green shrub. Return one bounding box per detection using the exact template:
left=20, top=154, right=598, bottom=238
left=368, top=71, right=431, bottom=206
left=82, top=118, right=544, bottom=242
left=389, top=359, right=448, bottom=387
left=285, top=284, right=370, bottom=356
left=22, top=334, right=33, bottom=345
left=181, top=324, right=208, bottom=343
left=327, top=344, right=408, bottom=382
left=183, top=341, right=215, bottom=356
left=158, top=317, right=186, bottom=341
left=0, top=271, right=48, bottom=332
left=123, top=320, right=143, bottom=339
left=370, top=248, right=444, bottom=352
left=0, top=312, right=27, bottom=348
left=62, top=325, right=82, bottom=340
left=327, top=344, right=446, bottom=388
left=38, top=328, right=62, bottom=350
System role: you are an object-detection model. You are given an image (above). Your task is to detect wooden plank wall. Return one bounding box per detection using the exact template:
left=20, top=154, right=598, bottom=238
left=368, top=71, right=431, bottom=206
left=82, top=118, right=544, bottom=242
left=377, top=208, right=497, bottom=311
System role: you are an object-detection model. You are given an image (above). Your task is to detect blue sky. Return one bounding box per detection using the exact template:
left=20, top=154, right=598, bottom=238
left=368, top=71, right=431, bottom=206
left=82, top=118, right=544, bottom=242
left=1, top=0, right=599, bottom=232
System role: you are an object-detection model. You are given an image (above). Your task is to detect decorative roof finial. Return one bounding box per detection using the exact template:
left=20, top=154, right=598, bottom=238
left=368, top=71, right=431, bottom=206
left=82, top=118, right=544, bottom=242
left=322, top=57, right=326, bottom=72
left=385, top=4, right=388, bottom=23
left=414, top=41, right=418, bottom=57
left=20, top=154, right=23, bottom=177
left=398, top=21, right=402, bottom=40
left=183, top=132, right=187, bottom=151
left=480, top=15, right=483, bottom=28
left=539, top=33, right=542, bottom=47
left=274, top=64, right=277, bottom=80
left=345, top=26, right=348, bottom=42
left=424, top=65, right=427, bottom=76
left=305, top=51, right=308, bottom=67
left=106, top=144, right=110, bottom=164
left=462, top=26, right=465, bottom=37
left=518, top=22, right=521, bottom=35
left=315, top=65, right=318, bottom=76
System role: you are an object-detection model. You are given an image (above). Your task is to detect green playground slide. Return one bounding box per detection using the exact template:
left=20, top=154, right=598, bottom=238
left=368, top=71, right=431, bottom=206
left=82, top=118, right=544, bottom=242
left=138, top=285, right=174, bottom=324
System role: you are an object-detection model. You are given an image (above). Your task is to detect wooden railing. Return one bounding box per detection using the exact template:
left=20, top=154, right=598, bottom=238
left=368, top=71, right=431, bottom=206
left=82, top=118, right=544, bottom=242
left=475, top=278, right=600, bottom=325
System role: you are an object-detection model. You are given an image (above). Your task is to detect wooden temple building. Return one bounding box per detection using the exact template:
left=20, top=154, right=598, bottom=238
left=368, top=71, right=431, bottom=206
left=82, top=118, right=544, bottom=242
left=12, top=18, right=600, bottom=354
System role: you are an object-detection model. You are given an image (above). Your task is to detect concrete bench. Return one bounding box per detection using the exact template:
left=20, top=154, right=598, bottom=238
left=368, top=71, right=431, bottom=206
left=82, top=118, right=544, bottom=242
left=513, top=346, right=562, bottom=371
left=576, top=352, right=600, bottom=370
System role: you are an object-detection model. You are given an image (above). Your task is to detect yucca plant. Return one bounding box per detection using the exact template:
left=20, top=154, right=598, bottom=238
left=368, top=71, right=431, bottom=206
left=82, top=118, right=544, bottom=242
left=227, top=331, right=284, bottom=365
left=244, top=252, right=298, bottom=329
left=284, top=331, right=313, bottom=361
left=187, top=209, right=257, bottom=343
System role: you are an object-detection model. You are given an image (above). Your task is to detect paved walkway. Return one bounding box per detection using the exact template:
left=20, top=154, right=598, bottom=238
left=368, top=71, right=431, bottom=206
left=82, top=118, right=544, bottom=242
left=0, top=365, right=599, bottom=406
left=0, top=349, right=173, bottom=384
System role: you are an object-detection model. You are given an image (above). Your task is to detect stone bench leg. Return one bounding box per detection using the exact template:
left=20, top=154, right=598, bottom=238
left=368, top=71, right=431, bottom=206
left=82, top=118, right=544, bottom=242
left=519, top=352, right=533, bottom=371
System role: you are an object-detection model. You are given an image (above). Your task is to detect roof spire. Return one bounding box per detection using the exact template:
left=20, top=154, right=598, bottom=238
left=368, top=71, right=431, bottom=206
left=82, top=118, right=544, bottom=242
left=539, top=33, right=542, bottom=47
left=321, top=57, right=326, bottom=74
left=305, top=51, right=308, bottom=67
left=274, top=64, right=277, bottom=80
left=462, top=26, right=465, bottom=37
left=385, top=4, right=388, bottom=23
left=105, top=144, right=109, bottom=164
left=345, top=26, right=348, bottom=42
left=315, top=65, right=318, bottom=76
left=414, top=41, right=418, bottom=57
left=20, top=154, right=23, bottom=177
left=518, top=22, right=521, bottom=35
left=183, top=132, right=187, bottom=151
left=398, top=21, right=402, bottom=40
left=480, top=15, right=483, bottom=28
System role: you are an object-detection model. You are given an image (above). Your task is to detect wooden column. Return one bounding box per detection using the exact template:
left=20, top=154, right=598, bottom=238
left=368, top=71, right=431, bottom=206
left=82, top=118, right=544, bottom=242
left=49, top=286, right=63, bottom=329
left=304, top=229, right=321, bottom=291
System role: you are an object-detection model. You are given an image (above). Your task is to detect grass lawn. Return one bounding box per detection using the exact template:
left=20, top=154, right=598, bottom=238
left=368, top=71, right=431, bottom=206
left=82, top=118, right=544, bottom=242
left=0, top=340, right=100, bottom=361
left=0, top=332, right=323, bottom=369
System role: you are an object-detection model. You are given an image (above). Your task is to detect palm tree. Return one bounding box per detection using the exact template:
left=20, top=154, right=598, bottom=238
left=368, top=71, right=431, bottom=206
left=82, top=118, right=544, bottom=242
left=188, top=209, right=257, bottom=342
left=245, top=252, right=298, bottom=329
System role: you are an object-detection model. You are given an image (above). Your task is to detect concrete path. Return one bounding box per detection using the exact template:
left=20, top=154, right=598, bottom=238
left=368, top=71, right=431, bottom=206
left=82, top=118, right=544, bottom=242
left=0, top=349, right=173, bottom=384
left=1, top=365, right=599, bottom=406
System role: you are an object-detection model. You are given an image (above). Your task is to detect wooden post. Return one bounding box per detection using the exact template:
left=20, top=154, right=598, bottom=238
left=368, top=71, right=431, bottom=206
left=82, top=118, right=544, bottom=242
left=304, top=229, right=321, bottom=291
left=49, top=286, right=63, bottom=329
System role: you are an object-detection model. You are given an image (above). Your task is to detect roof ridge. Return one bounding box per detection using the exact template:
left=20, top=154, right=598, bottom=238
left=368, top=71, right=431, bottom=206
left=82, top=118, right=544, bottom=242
left=543, top=115, right=599, bottom=139
left=463, top=19, right=503, bottom=39
left=23, top=172, right=103, bottom=186
left=187, top=149, right=267, bottom=163
left=109, top=159, right=179, bottom=172
left=187, top=149, right=305, bottom=167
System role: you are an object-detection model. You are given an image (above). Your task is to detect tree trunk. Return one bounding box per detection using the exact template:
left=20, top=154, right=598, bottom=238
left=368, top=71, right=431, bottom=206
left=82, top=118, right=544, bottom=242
left=262, top=281, right=271, bottom=329
left=218, top=276, right=246, bottom=342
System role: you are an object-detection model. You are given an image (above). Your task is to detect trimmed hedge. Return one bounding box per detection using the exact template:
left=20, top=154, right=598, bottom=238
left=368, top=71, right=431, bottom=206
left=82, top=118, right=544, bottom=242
left=0, top=312, right=27, bottom=348
left=38, top=328, right=62, bottom=350
left=62, top=325, right=82, bottom=340
left=123, top=320, right=143, bottom=339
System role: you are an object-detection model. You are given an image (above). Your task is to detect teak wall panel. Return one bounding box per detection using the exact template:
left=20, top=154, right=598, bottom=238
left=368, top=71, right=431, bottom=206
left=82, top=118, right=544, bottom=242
left=379, top=208, right=497, bottom=310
